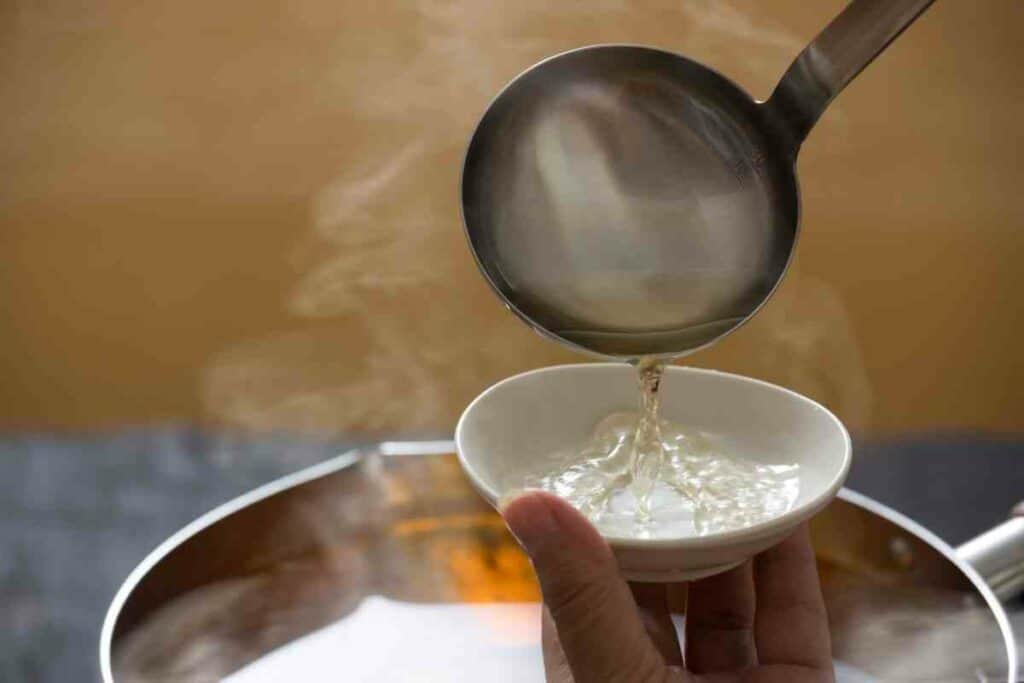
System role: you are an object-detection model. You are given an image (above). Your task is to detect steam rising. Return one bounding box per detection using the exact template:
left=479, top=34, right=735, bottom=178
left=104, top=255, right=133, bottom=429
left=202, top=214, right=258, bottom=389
left=201, top=1, right=865, bottom=436
left=679, top=0, right=804, bottom=52
left=711, top=271, right=873, bottom=431
left=308, top=141, right=429, bottom=248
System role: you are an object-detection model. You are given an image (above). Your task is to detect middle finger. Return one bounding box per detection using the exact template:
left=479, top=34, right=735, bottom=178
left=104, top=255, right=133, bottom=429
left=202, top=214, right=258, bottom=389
left=630, top=582, right=684, bottom=666
left=684, top=561, right=757, bottom=673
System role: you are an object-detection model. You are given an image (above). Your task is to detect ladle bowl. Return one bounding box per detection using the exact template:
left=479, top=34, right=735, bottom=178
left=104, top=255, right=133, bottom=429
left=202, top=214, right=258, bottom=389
left=462, top=0, right=935, bottom=358
left=456, top=364, right=851, bottom=581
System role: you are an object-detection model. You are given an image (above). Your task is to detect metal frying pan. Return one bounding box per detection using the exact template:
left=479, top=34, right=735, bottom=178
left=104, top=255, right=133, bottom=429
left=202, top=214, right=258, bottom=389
left=100, top=442, right=1023, bottom=682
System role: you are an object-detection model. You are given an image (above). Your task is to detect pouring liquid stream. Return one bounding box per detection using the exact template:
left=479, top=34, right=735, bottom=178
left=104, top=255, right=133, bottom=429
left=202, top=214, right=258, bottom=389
left=525, top=361, right=801, bottom=539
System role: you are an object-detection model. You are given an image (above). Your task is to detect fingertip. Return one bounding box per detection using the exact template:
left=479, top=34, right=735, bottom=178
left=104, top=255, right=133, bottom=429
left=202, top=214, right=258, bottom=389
left=500, top=489, right=615, bottom=569
left=499, top=489, right=561, bottom=555
left=496, top=487, right=529, bottom=514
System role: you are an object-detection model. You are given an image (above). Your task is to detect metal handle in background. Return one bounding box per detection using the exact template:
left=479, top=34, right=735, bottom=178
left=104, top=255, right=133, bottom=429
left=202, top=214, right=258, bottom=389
left=766, top=0, right=936, bottom=152
left=958, top=504, right=1024, bottom=602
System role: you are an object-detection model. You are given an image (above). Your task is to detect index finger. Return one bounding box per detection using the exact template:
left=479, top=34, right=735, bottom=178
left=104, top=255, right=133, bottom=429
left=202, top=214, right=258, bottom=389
left=753, top=523, right=832, bottom=671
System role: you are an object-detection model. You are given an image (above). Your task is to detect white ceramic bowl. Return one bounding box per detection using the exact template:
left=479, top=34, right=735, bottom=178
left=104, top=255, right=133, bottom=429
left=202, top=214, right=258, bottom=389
left=456, top=363, right=851, bottom=582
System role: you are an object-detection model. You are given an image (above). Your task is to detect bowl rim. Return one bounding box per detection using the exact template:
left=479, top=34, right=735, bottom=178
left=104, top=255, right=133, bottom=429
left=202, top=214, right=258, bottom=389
left=455, top=363, right=852, bottom=549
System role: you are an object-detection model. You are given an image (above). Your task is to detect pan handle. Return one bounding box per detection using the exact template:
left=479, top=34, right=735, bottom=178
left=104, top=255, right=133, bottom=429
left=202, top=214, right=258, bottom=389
left=956, top=502, right=1024, bottom=602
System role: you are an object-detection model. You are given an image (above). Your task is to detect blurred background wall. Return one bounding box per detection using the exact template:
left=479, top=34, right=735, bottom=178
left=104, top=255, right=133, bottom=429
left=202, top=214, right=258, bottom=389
left=2, top=0, right=1021, bottom=439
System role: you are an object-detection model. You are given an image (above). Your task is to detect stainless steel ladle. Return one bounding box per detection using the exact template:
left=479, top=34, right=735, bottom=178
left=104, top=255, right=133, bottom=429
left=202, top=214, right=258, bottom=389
left=462, top=0, right=935, bottom=358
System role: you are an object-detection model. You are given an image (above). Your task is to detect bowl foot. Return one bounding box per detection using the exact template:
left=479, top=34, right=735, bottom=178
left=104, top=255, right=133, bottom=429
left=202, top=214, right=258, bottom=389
left=620, top=559, right=744, bottom=583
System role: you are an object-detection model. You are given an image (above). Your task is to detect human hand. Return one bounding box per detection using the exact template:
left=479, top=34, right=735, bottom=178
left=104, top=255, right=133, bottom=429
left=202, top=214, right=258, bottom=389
left=501, top=490, right=834, bottom=683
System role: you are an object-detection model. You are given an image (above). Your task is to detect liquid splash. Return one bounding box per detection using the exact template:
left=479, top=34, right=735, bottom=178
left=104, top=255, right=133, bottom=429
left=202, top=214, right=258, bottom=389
left=525, top=362, right=800, bottom=538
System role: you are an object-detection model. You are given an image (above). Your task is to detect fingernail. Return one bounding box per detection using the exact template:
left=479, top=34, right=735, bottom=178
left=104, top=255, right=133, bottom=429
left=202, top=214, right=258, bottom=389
left=499, top=489, right=560, bottom=556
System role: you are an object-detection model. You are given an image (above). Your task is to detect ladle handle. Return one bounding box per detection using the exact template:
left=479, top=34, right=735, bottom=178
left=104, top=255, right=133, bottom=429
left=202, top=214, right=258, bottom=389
left=766, top=0, right=935, bottom=153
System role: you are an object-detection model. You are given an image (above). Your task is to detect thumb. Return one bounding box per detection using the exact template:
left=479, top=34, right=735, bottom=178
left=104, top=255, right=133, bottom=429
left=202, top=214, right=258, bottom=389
left=501, top=490, right=668, bottom=683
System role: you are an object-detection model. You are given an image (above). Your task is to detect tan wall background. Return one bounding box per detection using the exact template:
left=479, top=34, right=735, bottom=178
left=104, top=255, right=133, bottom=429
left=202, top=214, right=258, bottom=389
left=2, top=0, right=1021, bottom=437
